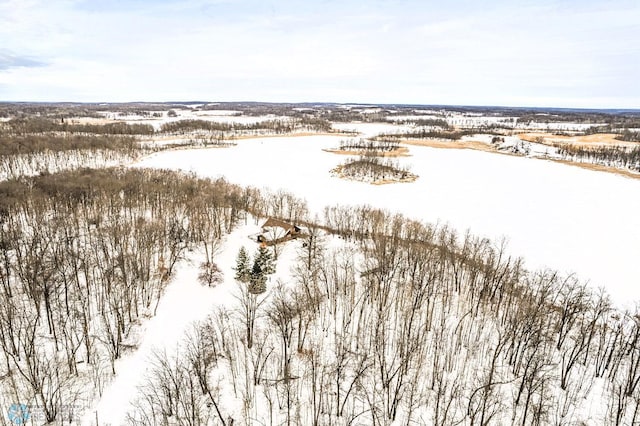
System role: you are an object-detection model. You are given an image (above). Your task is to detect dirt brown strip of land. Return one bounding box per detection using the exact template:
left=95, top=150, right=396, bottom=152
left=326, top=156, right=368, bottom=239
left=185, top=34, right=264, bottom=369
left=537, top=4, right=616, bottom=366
left=547, top=159, right=640, bottom=180
left=401, top=138, right=500, bottom=154
left=517, top=132, right=639, bottom=147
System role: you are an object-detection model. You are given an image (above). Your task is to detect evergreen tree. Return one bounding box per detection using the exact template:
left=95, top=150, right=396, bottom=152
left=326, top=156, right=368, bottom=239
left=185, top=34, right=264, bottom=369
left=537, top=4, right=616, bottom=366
left=234, top=246, right=251, bottom=283
left=254, top=246, right=275, bottom=276
left=248, top=261, right=267, bottom=295
left=246, top=246, right=275, bottom=295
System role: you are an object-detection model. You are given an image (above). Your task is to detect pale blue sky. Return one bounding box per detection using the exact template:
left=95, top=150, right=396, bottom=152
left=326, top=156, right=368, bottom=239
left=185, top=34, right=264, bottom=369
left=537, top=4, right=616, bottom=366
left=0, top=0, right=638, bottom=108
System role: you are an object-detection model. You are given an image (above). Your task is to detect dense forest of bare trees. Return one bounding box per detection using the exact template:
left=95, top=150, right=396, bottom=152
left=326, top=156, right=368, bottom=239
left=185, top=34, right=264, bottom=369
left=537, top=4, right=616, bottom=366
left=0, top=168, right=259, bottom=424
left=1, top=102, right=639, bottom=425
left=159, top=117, right=332, bottom=136
left=159, top=119, right=292, bottom=135
left=0, top=155, right=638, bottom=425
left=0, top=118, right=155, bottom=136
left=0, top=135, right=137, bottom=155
left=0, top=133, right=146, bottom=180
left=126, top=203, right=640, bottom=425
left=378, top=129, right=477, bottom=141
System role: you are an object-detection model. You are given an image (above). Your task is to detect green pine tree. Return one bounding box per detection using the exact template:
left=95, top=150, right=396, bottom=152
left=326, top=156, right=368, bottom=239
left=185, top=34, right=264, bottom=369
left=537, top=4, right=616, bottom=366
left=248, top=261, right=267, bottom=294
left=246, top=246, right=275, bottom=295
left=234, top=246, right=251, bottom=283
left=254, top=246, right=275, bottom=276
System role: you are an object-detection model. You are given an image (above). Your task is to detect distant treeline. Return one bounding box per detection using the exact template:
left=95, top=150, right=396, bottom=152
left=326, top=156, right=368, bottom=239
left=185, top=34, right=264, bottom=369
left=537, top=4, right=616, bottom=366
left=160, top=118, right=331, bottom=134
left=377, top=129, right=477, bottom=140
left=616, top=130, right=640, bottom=142
left=1, top=118, right=154, bottom=135
left=516, top=113, right=610, bottom=124
left=160, top=119, right=294, bottom=134
left=1, top=116, right=333, bottom=137
left=0, top=134, right=144, bottom=180
left=389, top=118, right=450, bottom=128
left=0, top=134, right=138, bottom=156
left=0, top=103, right=183, bottom=119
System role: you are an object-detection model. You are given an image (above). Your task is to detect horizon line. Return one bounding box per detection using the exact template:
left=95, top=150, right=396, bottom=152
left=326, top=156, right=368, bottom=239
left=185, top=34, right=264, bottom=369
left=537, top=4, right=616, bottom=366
left=1, top=100, right=639, bottom=113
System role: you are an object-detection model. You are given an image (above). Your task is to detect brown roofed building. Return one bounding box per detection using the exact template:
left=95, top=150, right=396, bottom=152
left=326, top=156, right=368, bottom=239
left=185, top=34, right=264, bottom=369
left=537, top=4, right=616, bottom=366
left=257, top=218, right=302, bottom=245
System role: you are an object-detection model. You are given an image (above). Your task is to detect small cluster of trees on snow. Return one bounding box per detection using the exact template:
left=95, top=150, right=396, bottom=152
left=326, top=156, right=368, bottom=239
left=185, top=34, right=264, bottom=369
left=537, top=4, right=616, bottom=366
left=332, top=155, right=417, bottom=184
left=337, top=138, right=400, bottom=153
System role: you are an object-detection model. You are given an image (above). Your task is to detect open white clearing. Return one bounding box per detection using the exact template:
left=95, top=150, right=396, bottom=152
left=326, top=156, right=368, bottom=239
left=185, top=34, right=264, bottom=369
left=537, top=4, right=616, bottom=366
left=80, top=220, right=300, bottom=425
left=135, top=135, right=640, bottom=307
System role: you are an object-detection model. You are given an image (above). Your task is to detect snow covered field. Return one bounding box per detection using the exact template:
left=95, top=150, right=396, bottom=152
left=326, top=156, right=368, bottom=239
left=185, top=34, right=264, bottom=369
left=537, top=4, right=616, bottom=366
left=135, top=135, right=640, bottom=307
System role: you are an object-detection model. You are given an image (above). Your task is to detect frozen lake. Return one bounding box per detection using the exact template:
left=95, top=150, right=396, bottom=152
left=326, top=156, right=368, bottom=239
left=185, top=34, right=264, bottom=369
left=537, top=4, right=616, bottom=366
left=135, top=135, right=640, bottom=306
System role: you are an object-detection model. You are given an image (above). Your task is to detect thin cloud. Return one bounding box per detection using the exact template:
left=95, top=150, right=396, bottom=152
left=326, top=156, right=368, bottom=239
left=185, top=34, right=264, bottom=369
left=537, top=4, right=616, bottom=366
left=0, top=0, right=637, bottom=107
left=0, top=50, right=47, bottom=70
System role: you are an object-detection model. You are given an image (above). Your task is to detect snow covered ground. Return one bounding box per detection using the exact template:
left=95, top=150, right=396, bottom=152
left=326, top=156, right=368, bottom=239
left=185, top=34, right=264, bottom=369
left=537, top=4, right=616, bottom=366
left=81, top=219, right=301, bottom=425
left=135, top=134, right=640, bottom=307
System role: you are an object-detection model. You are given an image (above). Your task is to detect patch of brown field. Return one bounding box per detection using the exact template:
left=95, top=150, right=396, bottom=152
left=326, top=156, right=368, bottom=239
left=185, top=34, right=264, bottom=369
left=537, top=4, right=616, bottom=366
left=401, top=138, right=500, bottom=154
left=517, top=132, right=638, bottom=147
left=323, top=146, right=411, bottom=157
left=400, top=138, right=640, bottom=180
left=547, top=159, right=640, bottom=180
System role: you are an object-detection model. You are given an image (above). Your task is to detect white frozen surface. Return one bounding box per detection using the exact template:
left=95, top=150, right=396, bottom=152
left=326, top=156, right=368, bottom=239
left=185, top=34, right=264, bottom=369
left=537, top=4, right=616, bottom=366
left=135, top=135, right=640, bottom=307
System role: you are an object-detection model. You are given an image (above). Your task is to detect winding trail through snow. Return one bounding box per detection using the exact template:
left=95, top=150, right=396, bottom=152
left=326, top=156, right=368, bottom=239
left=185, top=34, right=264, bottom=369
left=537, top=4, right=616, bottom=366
left=81, top=223, right=260, bottom=425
